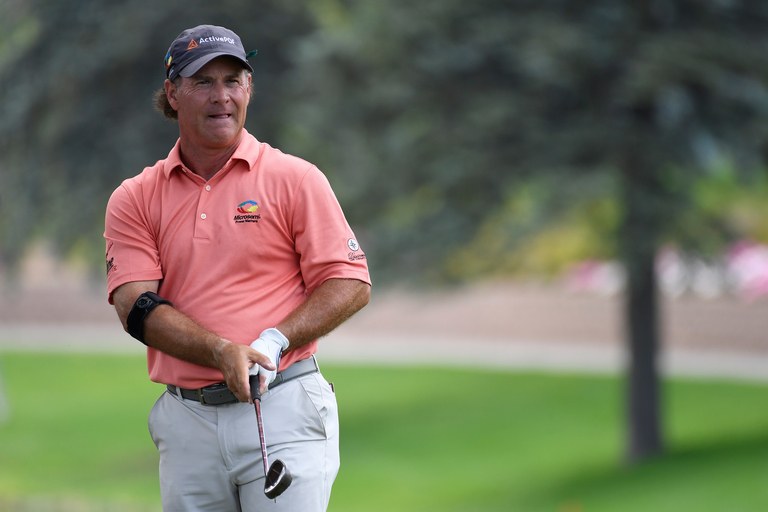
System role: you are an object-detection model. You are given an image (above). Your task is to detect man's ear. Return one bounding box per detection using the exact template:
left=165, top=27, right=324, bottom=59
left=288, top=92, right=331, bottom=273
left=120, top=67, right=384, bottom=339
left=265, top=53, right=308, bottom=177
left=164, top=79, right=180, bottom=111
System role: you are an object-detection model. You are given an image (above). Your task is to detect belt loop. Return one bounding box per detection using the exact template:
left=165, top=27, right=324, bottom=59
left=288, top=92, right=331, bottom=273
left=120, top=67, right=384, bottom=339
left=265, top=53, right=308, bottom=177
left=196, top=388, right=206, bottom=405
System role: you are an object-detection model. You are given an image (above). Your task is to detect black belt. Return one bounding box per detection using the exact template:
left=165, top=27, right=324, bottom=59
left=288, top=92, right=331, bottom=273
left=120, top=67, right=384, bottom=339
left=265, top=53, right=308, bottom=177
left=166, top=356, right=319, bottom=405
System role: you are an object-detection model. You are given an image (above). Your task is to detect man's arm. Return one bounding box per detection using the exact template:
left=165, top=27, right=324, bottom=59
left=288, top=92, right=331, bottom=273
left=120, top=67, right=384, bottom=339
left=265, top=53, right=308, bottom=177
left=276, top=278, right=371, bottom=348
left=112, top=280, right=274, bottom=402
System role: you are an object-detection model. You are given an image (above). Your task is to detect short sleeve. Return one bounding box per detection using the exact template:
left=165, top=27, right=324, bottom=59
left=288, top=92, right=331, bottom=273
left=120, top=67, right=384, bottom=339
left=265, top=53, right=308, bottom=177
left=291, top=167, right=371, bottom=293
left=103, top=182, right=164, bottom=303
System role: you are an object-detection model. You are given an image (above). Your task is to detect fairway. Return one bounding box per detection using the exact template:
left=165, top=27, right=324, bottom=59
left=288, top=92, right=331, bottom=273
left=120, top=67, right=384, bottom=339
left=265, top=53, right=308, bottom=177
left=0, top=352, right=767, bottom=511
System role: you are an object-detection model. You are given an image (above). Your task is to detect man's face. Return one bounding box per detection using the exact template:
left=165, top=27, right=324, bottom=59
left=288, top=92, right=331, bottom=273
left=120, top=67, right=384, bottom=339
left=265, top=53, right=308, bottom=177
left=166, top=57, right=252, bottom=151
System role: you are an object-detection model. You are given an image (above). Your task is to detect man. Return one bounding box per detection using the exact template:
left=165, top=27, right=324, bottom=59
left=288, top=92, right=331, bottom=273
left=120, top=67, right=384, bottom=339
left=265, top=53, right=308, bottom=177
left=104, top=25, right=371, bottom=511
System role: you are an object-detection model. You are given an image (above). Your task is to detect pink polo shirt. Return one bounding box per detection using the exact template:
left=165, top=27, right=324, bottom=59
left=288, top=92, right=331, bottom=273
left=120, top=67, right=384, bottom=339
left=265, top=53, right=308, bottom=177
left=104, top=131, right=371, bottom=388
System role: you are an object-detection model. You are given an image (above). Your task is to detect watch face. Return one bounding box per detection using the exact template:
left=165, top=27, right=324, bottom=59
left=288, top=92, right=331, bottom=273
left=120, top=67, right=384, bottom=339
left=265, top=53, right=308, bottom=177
left=137, top=297, right=152, bottom=308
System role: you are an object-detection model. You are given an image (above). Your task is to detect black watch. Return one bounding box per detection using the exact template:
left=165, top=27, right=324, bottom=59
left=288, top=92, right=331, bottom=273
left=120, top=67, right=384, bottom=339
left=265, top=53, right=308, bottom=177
left=127, top=291, right=173, bottom=344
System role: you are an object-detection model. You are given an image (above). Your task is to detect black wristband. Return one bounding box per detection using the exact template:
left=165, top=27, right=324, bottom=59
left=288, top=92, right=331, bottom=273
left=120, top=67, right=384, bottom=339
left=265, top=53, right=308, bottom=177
left=126, top=291, right=173, bottom=345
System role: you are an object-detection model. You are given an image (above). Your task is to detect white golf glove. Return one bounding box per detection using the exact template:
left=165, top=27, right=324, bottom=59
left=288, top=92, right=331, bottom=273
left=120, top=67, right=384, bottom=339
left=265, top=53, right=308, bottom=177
left=249, top=328, right=289, bottom=386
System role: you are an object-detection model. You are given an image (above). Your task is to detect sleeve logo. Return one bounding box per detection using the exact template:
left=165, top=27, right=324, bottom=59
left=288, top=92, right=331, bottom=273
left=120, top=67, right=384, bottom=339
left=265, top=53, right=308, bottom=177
left=347, top=238, right=366, bottom=261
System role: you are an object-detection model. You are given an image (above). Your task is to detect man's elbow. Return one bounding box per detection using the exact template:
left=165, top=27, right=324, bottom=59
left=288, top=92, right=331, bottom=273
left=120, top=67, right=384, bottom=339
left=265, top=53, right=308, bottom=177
left=354, top=281, right=372, bottom=311
left=113, top=297, right=134, bottom=333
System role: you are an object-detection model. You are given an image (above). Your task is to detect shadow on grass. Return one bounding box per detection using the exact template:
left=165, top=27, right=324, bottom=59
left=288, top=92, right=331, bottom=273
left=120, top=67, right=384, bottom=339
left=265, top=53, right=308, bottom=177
left=518, top=428, right=768, bottom=512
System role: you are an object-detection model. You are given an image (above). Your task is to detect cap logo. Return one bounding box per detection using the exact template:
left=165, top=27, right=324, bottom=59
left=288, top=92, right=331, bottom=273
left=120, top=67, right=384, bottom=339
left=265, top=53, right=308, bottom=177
left=186, top=39, right=199, bottom=51
left=199, top=35, right=236, bottom=45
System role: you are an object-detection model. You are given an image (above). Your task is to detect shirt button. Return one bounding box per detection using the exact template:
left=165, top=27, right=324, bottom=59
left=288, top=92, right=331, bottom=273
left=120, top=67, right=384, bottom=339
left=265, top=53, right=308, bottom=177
left=200, top=213, right=207, bottom=220
left=205, top=185, right=211, bottom=192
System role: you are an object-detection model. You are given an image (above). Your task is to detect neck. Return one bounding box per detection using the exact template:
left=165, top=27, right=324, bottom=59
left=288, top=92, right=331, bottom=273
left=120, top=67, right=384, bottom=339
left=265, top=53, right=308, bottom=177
left=178, top=132, right=243, bottom=181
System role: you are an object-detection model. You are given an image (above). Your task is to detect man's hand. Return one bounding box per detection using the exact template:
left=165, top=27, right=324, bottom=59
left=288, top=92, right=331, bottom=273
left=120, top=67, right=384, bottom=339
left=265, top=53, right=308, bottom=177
left=213, top=341, right=276, bottom=403
left=249, top=328, right=290, bottom=394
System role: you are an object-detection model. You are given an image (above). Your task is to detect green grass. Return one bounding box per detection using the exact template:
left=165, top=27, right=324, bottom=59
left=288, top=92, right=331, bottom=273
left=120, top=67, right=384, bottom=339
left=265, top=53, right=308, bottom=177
left=0, top=352, right=767, bottom=511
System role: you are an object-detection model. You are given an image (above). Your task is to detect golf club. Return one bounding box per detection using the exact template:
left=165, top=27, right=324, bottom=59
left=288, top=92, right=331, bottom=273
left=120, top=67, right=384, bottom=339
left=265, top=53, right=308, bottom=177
left=250, top=375, right=292, bottom=499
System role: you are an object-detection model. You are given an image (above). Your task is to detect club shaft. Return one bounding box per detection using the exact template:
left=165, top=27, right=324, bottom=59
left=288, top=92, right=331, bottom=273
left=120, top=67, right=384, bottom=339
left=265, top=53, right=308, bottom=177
left=253, top=398, right=270, bottom=477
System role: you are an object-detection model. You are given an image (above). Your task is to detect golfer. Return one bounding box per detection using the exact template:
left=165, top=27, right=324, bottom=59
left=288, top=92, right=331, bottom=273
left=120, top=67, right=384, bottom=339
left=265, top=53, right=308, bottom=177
left=104, top=24, right=371, bottom=511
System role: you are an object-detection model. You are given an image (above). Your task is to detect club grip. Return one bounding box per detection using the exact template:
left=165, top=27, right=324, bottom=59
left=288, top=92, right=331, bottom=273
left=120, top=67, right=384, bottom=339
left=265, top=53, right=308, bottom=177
left=249, top=374, right=261, bottom=401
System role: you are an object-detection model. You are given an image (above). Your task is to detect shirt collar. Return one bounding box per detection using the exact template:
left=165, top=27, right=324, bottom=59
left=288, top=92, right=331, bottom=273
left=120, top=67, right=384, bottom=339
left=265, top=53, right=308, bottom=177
left=162, top=129, right=260, bottom=179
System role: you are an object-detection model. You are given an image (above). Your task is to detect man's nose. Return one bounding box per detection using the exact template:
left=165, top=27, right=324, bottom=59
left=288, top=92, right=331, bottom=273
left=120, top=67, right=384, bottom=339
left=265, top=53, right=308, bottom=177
left=210, top=81, right=229, bottom=103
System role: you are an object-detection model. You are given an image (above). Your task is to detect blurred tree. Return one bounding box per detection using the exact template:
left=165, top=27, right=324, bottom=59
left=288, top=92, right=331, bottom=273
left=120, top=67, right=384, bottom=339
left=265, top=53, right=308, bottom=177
left=280, top=0, right=768, bottom=463
left=0, top=0, right=311, bottom=277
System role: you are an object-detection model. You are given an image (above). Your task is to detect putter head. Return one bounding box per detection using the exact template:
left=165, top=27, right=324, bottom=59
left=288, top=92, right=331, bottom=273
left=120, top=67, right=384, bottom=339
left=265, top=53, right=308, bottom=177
left=264, top=459, right=292, bottom=499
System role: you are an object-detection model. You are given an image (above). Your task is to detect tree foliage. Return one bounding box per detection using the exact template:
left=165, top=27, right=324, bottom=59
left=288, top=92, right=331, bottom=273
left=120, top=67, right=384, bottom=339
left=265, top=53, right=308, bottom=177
left=279, top=0, right=768, bottom=282
left=0, top=0, right=312, bottom=272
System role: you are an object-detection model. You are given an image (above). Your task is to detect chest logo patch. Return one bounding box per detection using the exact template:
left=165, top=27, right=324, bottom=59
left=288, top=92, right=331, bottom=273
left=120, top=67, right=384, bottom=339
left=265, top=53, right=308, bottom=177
left=234, top=200, right=261, bottom=223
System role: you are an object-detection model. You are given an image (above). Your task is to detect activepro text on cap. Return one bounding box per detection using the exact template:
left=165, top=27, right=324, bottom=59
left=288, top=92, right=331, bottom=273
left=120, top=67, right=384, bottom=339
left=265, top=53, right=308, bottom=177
left=164, top=25, right=254, bottom=80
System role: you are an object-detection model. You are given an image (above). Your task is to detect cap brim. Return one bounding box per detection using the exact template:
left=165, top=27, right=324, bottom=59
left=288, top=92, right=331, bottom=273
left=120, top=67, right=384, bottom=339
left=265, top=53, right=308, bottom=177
left=178, top=52, right=254, bottom=78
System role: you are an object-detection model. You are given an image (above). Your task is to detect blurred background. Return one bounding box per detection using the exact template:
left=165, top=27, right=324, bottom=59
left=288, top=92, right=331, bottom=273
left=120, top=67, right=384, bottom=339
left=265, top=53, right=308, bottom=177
left=2, top=0, right=768, bottom=510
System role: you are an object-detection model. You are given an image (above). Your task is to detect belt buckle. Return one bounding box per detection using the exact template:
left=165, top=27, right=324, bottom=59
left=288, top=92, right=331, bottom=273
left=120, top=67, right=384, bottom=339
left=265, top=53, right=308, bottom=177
left=196, top=388, right=207, bottom=405
left=201, top=383, right=232, bottom=405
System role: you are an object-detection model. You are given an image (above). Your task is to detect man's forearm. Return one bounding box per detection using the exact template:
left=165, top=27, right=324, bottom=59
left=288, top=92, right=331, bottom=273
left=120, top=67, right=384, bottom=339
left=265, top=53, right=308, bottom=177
left=141, top=305, right=230, bottom=370
left=112, top=281, right=273, bottom=401
left=113, top=281, right=228, bottom=369
left=277, top=278, right=371, bottom=348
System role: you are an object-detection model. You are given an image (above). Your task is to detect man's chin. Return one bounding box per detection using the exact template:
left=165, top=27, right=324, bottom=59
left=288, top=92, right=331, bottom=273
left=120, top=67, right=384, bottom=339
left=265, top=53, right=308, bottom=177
left=202, top=126, right=243, bottom=146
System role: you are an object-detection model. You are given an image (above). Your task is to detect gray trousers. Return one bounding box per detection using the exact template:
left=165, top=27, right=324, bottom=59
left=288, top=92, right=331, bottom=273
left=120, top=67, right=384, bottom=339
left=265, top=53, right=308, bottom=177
left=148, top=372, right=340, bottom=511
